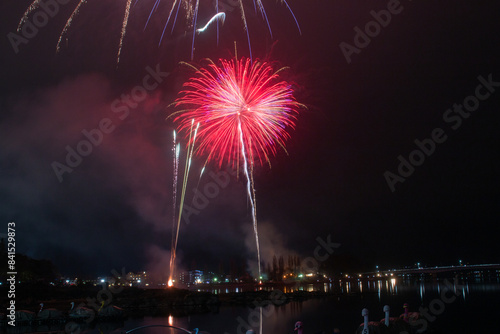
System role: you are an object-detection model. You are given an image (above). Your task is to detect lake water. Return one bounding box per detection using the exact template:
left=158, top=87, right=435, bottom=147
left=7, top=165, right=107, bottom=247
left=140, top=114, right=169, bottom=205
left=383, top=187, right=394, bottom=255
left=122, top=279, right=499, bottom=334
left=4, top=279, right=499, bottom=334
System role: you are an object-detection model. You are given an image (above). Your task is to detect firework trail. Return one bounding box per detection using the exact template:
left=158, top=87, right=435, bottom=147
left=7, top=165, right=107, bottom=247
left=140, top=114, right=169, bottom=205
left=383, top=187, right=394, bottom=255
left=17, top=0, right=43, bottom=30
left=196, top=12, right=226, bottom=34
left=190, top=0, right=200, bottom=61
left=238, top=120, right=261, bottom=281
left=168, top=120, right=199, bottom=287
left=55, top=0, right=87, bottom=53
left=238, top=0, right=253, bottom=61
left=169, top=132, right=180, bottom=287
left=117, top=0, right=133, bottom=64
left=215, top=0, right=220, bottom=45
left=18, top=0, right=132, bottom=63
left=172, top=57, right=302, bottom=282
left=18, top=0, right=301, bottom=62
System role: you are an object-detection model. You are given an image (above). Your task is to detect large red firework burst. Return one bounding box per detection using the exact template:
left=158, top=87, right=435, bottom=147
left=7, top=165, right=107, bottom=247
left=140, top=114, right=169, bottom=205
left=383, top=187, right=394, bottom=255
left=172, top=57, right=302, bottom=167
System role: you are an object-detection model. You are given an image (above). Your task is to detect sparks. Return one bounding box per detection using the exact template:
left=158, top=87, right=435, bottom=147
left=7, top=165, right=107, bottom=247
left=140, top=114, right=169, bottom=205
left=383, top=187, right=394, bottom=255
left=172, top=57, right=301, bottom=168
left=168, top=121, right=199, bottom=288
left=171, top=57, right=303, bottom=281
left=18, top=0, right=301, bottom=63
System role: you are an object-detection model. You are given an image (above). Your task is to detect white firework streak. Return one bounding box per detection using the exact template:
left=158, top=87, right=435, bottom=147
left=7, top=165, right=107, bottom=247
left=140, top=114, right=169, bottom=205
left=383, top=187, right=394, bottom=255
left=18, top=0, right=301, bottom=63
left=238, top=120, right=261, bottom=282
left=17, top=0, right=43, bottom=31
left=196, top=12, right=225, bottom=33
left=117, top=0, right=133, bottom=64
left=56, top=0, right=88, bottom=53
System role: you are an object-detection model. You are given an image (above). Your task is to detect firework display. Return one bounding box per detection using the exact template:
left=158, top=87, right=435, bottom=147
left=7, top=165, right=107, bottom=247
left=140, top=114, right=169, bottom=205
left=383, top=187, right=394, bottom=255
left=17, top=0, right=301, bottom=62
left=17, top=0, right=303, bottom=289
left=172, top=57, right=301, bottom=167
left=170, top=57, right=302, bottom=283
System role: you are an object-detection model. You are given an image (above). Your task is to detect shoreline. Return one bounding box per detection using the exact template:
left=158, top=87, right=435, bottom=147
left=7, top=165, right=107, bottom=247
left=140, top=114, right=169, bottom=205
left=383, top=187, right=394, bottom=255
left=0, top=284, right=339, bottom=325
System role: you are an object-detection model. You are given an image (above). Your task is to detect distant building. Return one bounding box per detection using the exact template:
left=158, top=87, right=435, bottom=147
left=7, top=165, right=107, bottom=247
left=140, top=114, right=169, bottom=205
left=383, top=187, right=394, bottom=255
left=126, top=271, right=149, bottom=287
left=179, top=270, right=203, bottom=286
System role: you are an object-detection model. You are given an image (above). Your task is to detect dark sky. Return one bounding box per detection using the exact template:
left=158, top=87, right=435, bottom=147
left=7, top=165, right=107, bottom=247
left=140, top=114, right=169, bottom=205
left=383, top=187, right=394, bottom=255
left=1, top=0, right=499, bottom=278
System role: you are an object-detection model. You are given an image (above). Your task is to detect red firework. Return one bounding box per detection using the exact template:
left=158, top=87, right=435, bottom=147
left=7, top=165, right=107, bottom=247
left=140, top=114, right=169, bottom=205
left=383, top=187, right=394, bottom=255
left=172, top=57, right=302, bottom=167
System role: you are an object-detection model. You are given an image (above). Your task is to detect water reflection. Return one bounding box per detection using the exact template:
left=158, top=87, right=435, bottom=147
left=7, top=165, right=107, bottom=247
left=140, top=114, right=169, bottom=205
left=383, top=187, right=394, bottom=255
left=192, top=276, right=494, bottom=300
left=377, top=280, right=382, bottom=301
left=390, top=278, right=396, bottom=294
left=419, top=282, right=425, bottom=301
left=120, top=281, right=500, bottom=334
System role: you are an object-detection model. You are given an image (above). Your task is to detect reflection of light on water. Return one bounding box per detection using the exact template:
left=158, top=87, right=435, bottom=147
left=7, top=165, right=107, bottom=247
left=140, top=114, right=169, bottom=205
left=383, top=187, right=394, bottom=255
left=130, top=282, right=500, bottom=334
left=462, top=282, right=469, bottom=301
left=307, top=284, right=314, bottom=292
left=359, top=281, right=363, bottom=293
left=258, top=307, right=263, bottom=334
left=377, top=280, right=382, bottom=301
left=419, top=283, right=425, bottom=301
left=168, top=315, right=174, bottom=326
left=390, top=278, right=396, bottom=294
left=346, top=282, right=350, bottom=293
left=236, top=287, right=239, bottom=293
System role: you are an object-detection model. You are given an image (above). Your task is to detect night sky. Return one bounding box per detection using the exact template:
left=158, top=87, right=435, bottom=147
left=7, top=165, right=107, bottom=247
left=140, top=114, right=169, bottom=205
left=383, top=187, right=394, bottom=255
left=1, top=0, right=499, bottom=279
